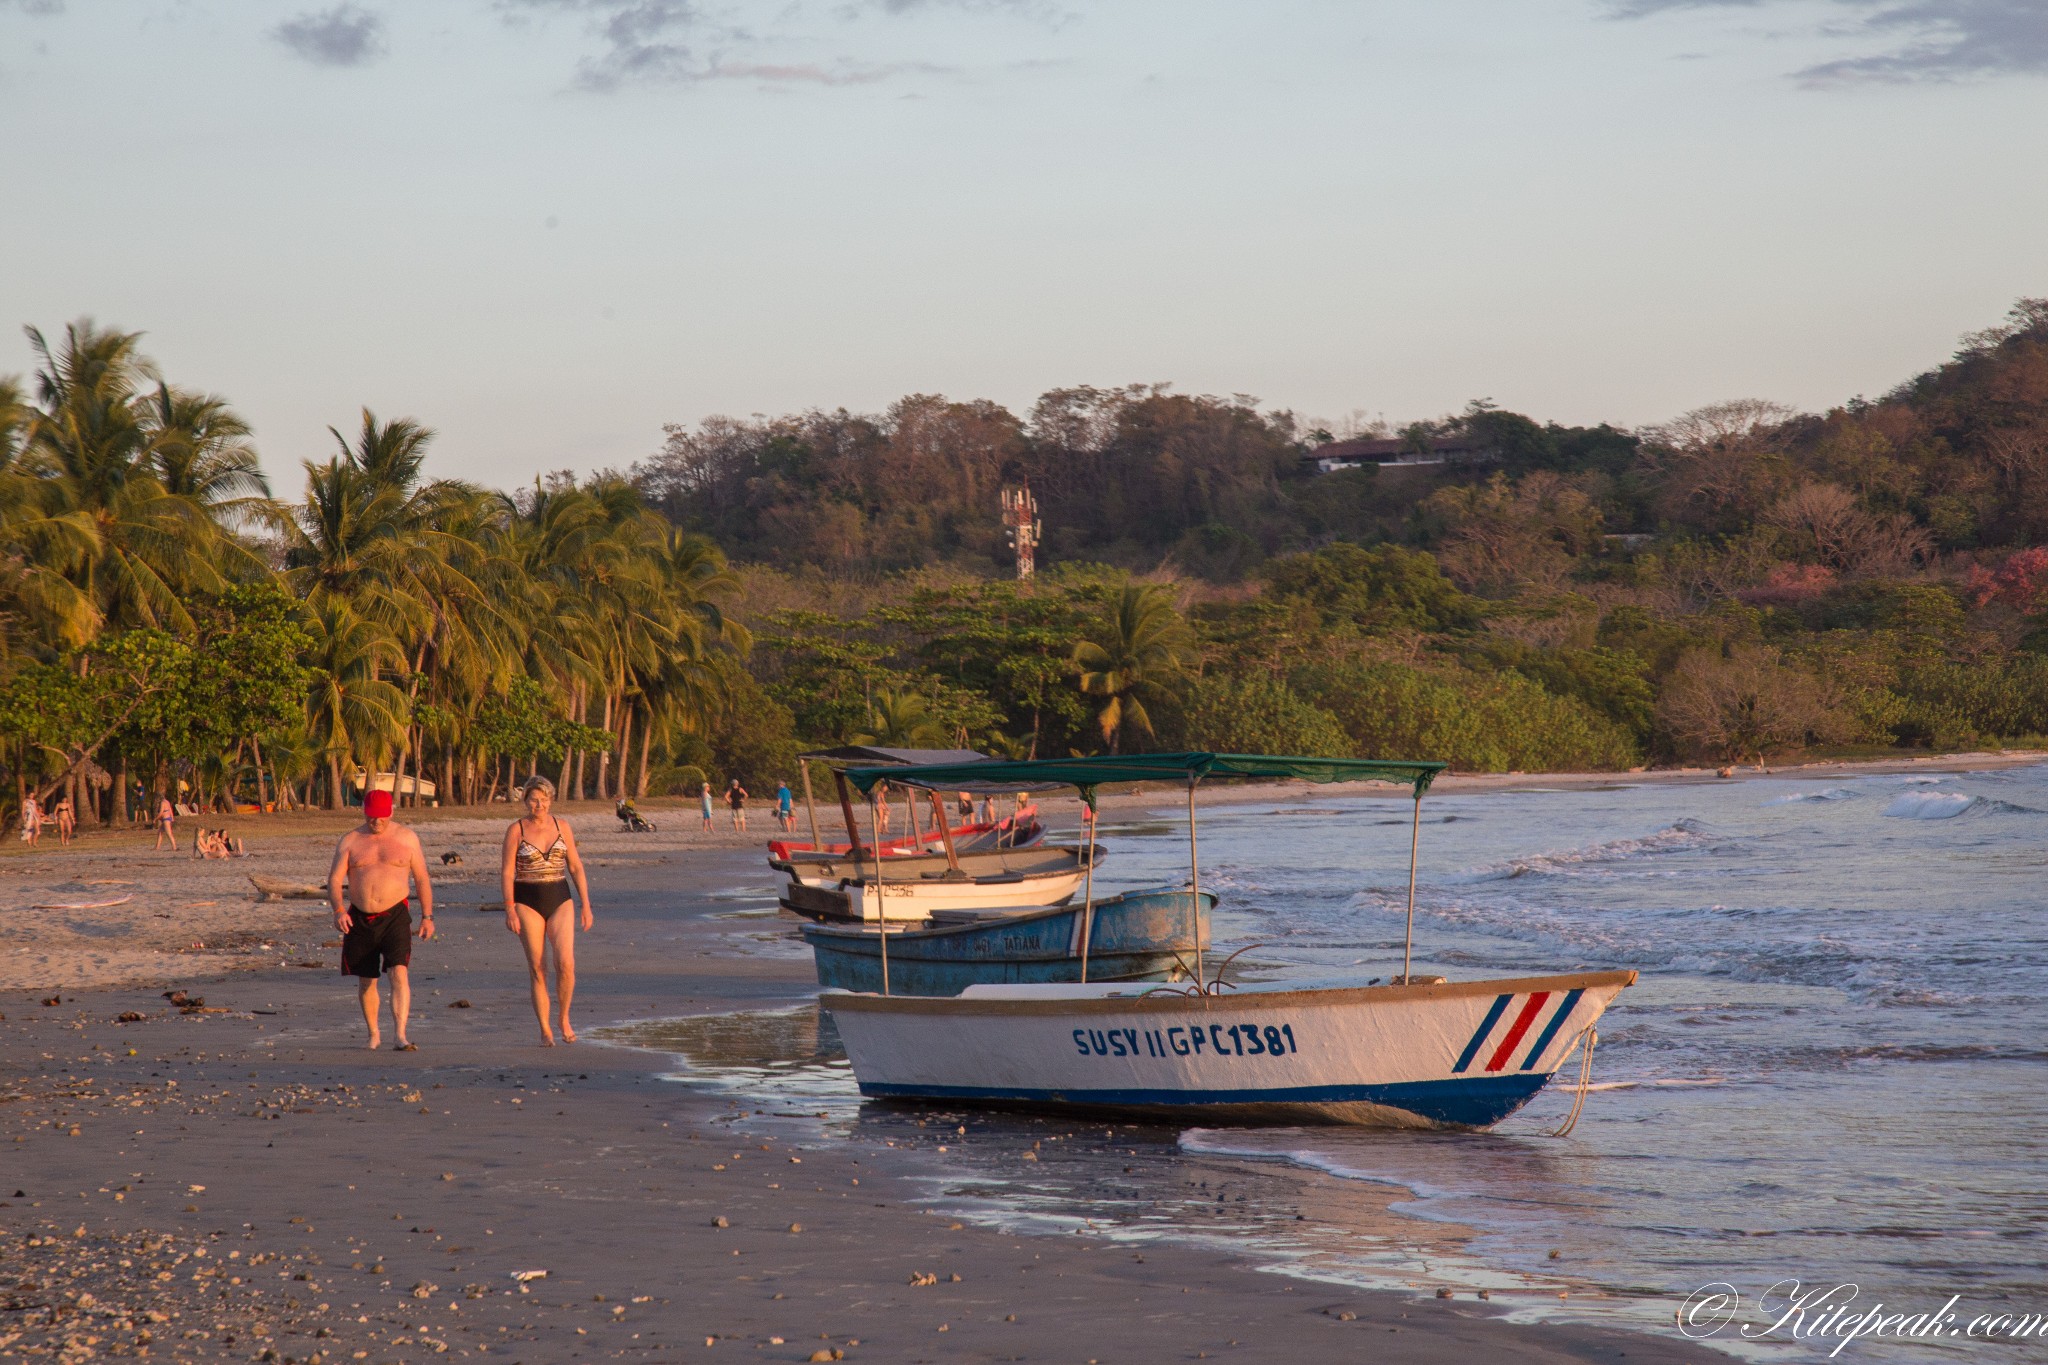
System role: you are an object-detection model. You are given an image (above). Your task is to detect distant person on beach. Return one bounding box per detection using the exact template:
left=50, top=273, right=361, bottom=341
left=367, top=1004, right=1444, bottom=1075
left=19, top=794, right=38, bottom=845
left=775, top=781, right=794, bottom=832
left=152, top=796, right=177, bottom=851
left=499, top=775, right=594, bottom=1047
left=958, top=791, right=974, bottom=820
left=326, top=788, right=435, bottom=1051
left=54, top=794, right=74, bottom=845
left=699, top=781, right=714, bottom=832
left=875, top=782, right=891, bottom=836
left=726, top=778, right=749, bottom=832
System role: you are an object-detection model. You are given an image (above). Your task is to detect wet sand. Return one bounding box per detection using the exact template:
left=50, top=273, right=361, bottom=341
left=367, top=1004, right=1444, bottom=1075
left=0, top=812, right=1721, bottom=1364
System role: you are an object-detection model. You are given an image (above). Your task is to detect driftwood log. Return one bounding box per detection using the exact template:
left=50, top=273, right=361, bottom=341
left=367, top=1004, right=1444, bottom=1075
left=248, top=875, right=327, bottom=902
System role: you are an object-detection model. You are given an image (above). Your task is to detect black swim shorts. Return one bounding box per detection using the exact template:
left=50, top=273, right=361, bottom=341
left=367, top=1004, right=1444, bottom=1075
left=341, top=902, right=412, bottom=979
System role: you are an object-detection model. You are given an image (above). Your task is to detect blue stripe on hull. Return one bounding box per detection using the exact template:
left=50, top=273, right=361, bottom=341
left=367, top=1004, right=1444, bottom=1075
left=1520, top=987, right=1584, bottom=1071
left=1452, top=993, right=1513, bottom=1073
left=855, top=1072, right=1554, bottom=1130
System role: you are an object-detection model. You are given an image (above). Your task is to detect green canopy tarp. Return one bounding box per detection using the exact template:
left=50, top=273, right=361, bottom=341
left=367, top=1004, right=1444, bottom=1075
left=841, top=752, right=1445, bottom=802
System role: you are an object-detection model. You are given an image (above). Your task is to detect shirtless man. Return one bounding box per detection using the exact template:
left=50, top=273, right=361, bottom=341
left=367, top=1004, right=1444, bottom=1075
left=326, top=789, right=434, bottom=1050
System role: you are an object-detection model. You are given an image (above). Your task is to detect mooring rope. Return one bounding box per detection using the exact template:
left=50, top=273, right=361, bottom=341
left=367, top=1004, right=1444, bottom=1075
left=1551, top=1027, right=1599, bottom=1138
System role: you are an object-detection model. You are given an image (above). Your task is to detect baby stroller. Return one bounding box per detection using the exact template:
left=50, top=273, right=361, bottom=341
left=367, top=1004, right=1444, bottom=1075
left=615, top=799, right=656, bottom=833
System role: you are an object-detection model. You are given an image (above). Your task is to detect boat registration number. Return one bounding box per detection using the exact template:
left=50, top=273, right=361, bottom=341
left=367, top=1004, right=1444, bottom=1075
left=1073, top=1023, right=1297, bottom=1059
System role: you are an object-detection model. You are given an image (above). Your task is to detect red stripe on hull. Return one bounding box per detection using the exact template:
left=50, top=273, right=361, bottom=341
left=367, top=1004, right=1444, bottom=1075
left=1484, top=991, right=1551, bottom=1073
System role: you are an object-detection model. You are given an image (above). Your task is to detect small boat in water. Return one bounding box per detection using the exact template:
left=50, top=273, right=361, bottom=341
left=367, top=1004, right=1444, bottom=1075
left=818, top=752, right=1637, bottom=1132
left=779, top=844, right=1104, bottom=922
left=801, top=888, right=1214, bottom=995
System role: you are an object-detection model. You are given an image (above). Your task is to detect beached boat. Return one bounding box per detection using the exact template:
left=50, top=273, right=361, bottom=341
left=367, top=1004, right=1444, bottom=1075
left=817, top=752, right=1637, bottom=1131
left=767, top=811, right=1043, bottom=864
left=801, top=888, right=1214, bottom=994
left=778, top=844, right=1105, bottom=923
left=827, top=971, right=1633, bottom=1129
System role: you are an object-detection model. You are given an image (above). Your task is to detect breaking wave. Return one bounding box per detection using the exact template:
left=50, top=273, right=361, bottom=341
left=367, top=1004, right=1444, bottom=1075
left=1449, top=819, right=1722, bottom=882
left=1765, top=788, right=1858, bottom=805
left=1880, top=792, right=2042, bottom=819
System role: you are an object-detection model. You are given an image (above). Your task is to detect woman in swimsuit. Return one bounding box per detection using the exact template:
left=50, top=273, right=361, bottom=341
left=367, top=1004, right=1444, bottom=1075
left=499, top=775, right=595, bottom=1045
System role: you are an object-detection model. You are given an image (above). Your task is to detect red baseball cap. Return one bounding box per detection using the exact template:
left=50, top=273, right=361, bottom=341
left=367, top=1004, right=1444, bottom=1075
left=363, top=789, right=395, bottom=819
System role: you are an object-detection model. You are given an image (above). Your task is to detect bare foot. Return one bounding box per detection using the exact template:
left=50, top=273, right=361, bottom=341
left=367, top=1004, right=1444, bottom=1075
left=365, top=1032, right=381, bottom=1051
left=539, top=1033, right=555, bottom=1047
left=396, top=1041, right=418, bottom=1052
left=559, top=1024, right=576, bottom=1044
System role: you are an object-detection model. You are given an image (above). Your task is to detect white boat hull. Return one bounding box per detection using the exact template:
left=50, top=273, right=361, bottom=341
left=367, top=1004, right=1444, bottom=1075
left=821, top=970, right=1635, bottom=1130
left=843, top=868, right=1088, bottom=921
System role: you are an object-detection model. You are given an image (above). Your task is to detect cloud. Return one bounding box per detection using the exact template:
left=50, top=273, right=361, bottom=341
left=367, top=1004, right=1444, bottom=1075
left=273, top=4, right=388, bottom=66
left=1607, top=0, right=2048, bottom=83
left=503, top=0, right=1045, bottom=91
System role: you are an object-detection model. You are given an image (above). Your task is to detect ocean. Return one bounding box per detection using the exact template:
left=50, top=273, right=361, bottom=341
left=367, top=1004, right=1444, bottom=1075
left=619, top=764, right=2048, bottom=1359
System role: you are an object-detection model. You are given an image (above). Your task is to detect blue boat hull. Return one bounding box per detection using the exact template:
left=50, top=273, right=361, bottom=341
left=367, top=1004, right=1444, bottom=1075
left=801, top=888, right=1214, bottom=997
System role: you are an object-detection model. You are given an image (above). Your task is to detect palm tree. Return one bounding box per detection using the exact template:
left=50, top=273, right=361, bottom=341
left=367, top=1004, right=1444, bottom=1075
left=854, top=687, right=948, bottom=747
left=332, top=408, right=435, bottom=491
left=0, top=375, right=99, bottom=665
left=285, top=412, right=523, bottom=803
left=143, top=384, right=270, bottom=523
left=1073, top=582, right=1196, bottom=752
left=301, top=598, right=408, bottom=809
left=19, top=320, right=230, bottom=632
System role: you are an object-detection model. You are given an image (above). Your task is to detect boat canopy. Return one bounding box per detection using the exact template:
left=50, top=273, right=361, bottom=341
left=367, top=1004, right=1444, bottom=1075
left=798, top=745, right=1065, bottom=794
left=798, top=746, right=991, bottom=766
left=842, top=752, right=1446, bottom=803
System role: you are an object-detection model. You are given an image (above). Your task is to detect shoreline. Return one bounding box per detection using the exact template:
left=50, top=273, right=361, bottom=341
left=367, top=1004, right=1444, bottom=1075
left=5, top=748, right=2039, bottom=997
left=2, top=830, right=1720, bottom=1364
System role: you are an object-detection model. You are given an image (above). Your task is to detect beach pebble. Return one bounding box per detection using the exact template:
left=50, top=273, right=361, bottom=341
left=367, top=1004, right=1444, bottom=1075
left=508, top=1269, right=547, bottom=1282
left=788, top=1223, right=802, bottom=1233
left=908, top=1271, right=938, bottom=1286
left=449, top=1000, right=472, bottom=1009
left=1435, top=1288, right=1453, bottom=1298
left=712, top=1216, right=729, bottom=1228
left=809, top=1350, right=843, bottom=1362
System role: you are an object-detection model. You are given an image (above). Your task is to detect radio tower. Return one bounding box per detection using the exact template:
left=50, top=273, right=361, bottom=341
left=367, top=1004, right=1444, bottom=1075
left=1001, top=485, right=1041, bottom=579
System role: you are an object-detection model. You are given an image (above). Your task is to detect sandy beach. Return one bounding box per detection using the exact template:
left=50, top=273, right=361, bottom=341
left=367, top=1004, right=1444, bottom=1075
left=11, top=754, right=2021, bottom=1362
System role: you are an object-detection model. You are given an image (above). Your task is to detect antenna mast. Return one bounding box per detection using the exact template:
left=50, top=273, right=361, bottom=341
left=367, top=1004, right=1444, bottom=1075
left=1001, top=484, right=1041, bottom=579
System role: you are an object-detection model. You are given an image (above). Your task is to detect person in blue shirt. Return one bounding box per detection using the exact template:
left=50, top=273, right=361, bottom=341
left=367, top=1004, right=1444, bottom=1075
left=775, top=781, right=794, bottom=832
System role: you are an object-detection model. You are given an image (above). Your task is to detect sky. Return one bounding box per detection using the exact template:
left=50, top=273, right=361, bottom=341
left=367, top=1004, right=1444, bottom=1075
left=2, top=0, right=2045, bottom=488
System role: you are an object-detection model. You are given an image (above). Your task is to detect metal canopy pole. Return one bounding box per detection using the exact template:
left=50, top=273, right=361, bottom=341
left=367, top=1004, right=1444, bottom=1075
left=1078, top=795, right=1097, bottom=983
left=799, top=760, right=821, bottom=851
left=1187, top=778, right=1204, bottom=989
left=870, top=792, right=890, bottom=996
left=929, top=789, right=962, bottom=877
left=1401, top=791, right=1422, bottom=984
left=833, top=769, right=865, bottom=874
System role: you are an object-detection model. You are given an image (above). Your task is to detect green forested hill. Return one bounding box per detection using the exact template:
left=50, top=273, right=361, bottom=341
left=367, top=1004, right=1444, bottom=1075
left=4, top=302, right=2047, bottom=832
